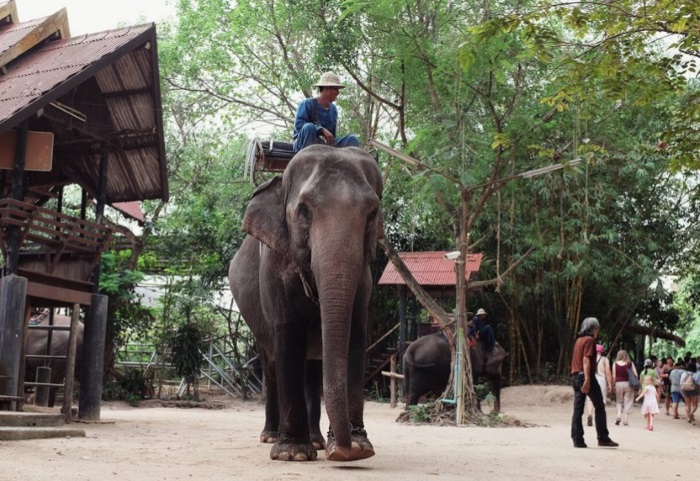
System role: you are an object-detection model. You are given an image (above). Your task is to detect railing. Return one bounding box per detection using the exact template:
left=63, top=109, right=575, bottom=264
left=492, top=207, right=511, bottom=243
left=117, top=337, right=262, bottom=398
left=0, top=198, right=112, bottom=285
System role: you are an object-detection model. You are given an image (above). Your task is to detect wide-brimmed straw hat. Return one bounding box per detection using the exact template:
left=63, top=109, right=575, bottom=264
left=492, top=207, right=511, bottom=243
left=476, top=308, right=487, bottom=316
left=315, top=71, right=345, bottom=89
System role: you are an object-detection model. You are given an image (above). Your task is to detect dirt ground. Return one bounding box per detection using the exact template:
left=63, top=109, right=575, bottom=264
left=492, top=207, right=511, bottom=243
left=1, top=385, right=697, bottom=481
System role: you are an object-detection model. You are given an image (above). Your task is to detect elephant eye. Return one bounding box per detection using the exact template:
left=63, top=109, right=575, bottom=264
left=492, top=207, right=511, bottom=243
left=297, top=204, right=312, bottom=224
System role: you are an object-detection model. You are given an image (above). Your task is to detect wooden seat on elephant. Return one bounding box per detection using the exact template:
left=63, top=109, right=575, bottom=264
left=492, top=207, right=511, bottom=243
left=243, top=138, right=296, bottom=186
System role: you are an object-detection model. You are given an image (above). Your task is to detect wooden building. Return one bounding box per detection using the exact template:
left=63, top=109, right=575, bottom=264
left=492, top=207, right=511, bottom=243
left=0, top=0, right=168, bottom=421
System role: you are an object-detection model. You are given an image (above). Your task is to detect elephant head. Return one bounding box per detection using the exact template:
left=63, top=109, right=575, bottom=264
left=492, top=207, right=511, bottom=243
left=242, top=145, right=383, bottom=459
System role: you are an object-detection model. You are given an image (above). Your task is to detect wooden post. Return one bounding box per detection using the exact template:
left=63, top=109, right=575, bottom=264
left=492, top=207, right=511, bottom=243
left=6, top=121, right=28, bottom=275
left=398, top=285, right=407, bottom=374
left=34, top=367, right=51, bottom=406
left=62, top=303, right=81, bottom=422
left=381, top=354, right=404, bottom=409
left=389, top=354, right=397, bottom=408
left=79, top=294, right=108, bottom=421
left=0, top=275, right=28, bottom=410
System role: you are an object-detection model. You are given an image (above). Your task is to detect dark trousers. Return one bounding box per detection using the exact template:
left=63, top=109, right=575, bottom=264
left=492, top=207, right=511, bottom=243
left=571, top=372, right=610, bottom=443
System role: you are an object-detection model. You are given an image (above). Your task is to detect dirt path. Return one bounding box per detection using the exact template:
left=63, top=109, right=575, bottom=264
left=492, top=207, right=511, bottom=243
left=1, top=385, right=696, bottom=481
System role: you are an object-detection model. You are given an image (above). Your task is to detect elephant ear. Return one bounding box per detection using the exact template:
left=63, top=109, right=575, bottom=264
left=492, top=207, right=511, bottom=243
left=365, top=209, right=384, bottom=261
left=365, top=162, right=385, bottom=261
left=242, top=176, right=289, bottom=255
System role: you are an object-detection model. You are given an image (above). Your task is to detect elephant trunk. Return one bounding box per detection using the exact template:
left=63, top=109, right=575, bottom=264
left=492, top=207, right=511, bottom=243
left=313, top=235, right=363, bottom=454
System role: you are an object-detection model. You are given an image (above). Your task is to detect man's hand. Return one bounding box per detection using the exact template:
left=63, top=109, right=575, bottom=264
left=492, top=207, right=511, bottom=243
left=581, top=378, right=591, bottom=394
left=320, top=128, right=335, bottom=144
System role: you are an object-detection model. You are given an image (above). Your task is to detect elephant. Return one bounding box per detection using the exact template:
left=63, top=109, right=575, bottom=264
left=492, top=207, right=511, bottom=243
left=403, top=333, right=506, bottom=412
left=25, top=314, right=84, bottom=407
left=228, top=144, right=383, bottom=462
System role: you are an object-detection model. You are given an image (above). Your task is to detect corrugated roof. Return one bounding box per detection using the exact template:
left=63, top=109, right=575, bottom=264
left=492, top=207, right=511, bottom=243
left=111, top=201, right=144, bottom=223
left=378, top=251, right=483, bottom=286
left=0, top=18, right=168, bottom=203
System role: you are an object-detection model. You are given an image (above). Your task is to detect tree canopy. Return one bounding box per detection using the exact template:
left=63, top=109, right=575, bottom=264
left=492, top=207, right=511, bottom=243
left=137, top=0, right=700, bottom=388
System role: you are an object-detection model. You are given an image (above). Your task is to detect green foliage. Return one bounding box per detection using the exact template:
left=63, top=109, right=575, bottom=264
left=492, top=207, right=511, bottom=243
left=409, top=402, right=435, bottom=423
left=155, top=0, right=700, bottom=384
left=170, top=323, right=205, bottom=386
left=102, top=368, right=153, bottom=404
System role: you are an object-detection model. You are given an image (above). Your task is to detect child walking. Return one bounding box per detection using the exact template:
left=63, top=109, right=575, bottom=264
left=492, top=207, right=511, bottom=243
left=636, top=375, right=660, bottom=431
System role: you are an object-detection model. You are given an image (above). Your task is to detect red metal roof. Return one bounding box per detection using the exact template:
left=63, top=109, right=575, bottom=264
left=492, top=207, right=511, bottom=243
left=378, top=251, right=483, bottom=286
left=111, top=201, right=144, bottom=223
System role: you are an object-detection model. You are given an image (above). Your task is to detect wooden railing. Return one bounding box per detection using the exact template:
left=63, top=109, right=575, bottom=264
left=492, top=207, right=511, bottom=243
left=0, top=199, right=112, bottom=286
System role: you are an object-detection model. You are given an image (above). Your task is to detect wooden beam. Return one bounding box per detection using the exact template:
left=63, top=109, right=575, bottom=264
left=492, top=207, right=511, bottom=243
left=0, top=8, right=70, bottom=71
left=101, top=87, right=152, bottom=98
left=26, top=281, right=92, bottom=306
left=0, top=0, right=18, bottom=27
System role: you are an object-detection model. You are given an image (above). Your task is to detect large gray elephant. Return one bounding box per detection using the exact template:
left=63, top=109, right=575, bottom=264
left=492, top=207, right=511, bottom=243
left=403, top=333, right=506, bottom=412
left=229, top=145, right=383, bottom=462
left=25, top=314, right=84, bottom=407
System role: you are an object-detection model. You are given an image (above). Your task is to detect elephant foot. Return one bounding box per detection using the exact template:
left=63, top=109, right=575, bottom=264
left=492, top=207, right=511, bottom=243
left=325, top=426, right=375, bottom=462
left=270, top=437, right=318, bottom=462
left=310, top=431, right=326, bottom=450
left=260, top=430, right=278, bottom=444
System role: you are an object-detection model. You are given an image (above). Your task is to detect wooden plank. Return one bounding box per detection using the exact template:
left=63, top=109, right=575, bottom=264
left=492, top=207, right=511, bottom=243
left=0, top=131, right=54, bottom=171
left=62, top=304, right=80, bottom=422
left=0, top=8, right=69, bottom=70
left=0, top=275, right=28, bottom=411
left=19, top=269, right=94, bottom=290
left=26, top=282, right=92, bottom=306
left=0, top=0, right=18, bottom=27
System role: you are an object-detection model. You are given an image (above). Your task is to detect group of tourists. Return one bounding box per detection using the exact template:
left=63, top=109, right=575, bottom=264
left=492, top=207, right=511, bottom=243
left=571, top=317, right=699, bottom=449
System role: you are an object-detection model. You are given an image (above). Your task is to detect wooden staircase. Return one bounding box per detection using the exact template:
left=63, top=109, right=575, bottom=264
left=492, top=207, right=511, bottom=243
left=364, top=322, right=400, bottom=387
left=364, top=346, right=397, bottom=387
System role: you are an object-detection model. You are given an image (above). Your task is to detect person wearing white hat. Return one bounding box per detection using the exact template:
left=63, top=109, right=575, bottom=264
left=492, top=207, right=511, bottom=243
left=467, top=308, right=495, bottom=352
left=292, top=71, right=360, bottom=152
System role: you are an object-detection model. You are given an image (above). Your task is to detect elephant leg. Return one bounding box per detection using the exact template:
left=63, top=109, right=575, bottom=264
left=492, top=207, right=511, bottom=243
left=271, top=319, right=316, bottom=461
left=327, top=302, right=374, bottom=461
left=305, top=360, right=325, bottom=450
left=260, top=352, right=278, bottom=444
left=491, top=374, right=502, bottom=413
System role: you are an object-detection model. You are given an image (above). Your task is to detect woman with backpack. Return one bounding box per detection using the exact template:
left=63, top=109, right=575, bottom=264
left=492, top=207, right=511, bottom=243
left=680, top=363, right=698, bottom=424
left=669, top=360, right=686, bottom=419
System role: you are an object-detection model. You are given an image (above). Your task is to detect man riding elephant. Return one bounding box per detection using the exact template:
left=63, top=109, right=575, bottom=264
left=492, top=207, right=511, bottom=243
left=468, top=308, right=495, bottom=352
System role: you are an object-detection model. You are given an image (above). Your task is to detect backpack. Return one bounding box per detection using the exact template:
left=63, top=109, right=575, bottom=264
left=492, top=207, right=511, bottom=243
left=681, top=372, right=697, bottom=392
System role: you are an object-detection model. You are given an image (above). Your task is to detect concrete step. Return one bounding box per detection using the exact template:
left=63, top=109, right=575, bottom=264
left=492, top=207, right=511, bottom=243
left=0, top=412, right=66, bottom=428
left=0, top=426, right=85, bottom=441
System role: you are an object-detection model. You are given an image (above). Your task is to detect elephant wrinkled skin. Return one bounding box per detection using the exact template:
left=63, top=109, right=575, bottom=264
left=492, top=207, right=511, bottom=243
left=229, top=145, right=383, bottom=462
left=403, top=333, right=505, bottom=412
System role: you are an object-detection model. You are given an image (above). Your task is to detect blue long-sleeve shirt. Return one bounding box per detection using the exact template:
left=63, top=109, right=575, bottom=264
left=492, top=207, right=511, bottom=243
left=293, top=98, right=338, bottom=139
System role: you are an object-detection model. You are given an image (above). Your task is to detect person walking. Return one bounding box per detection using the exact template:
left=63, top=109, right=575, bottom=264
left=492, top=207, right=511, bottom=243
left=570, top=317, right=618, bottom=448
left=680, top=368, right=698, bottom=424
left=669, top=360, right=686, bottom=419
left=639, top=358, right=660, bottom=398
left=612, top=349, right=638, bottom=426
left=661, top=357, right=673, bottom=415
left=585, top=344, right=612, bottom=427
left=636, top=375, right=660, bottom=431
